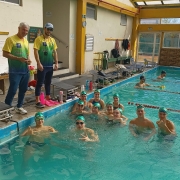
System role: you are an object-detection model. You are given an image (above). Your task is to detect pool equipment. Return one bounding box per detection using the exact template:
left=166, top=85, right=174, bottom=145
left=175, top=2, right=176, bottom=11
left=128, top=102, right=180, bottom=113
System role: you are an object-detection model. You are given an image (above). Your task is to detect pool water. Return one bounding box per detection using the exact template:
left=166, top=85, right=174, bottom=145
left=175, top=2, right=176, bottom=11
left=0, top=67, right=180, bottom=180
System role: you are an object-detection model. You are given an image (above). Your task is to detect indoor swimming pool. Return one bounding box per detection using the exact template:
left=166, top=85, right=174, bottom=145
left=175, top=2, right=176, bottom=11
left=0, top=66, right=180, bottom=180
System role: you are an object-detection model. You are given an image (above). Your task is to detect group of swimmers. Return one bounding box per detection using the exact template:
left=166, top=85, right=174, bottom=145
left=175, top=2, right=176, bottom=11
left=21, top=70, right=176, bottom=166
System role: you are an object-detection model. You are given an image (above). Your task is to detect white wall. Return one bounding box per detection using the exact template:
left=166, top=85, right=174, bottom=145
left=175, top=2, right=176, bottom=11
left=69, top=0, right=77, bottom=73
left=116, top=0, right=134, bottom=7
left=85, top=7, right=133, bottom=72
left=0, top=0, right=43, bottom=68
left=43, top=0, right=71, bottom=69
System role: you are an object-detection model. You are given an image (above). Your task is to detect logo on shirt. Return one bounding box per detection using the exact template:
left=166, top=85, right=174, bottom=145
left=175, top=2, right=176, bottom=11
left=43, top=42, right=47, bottom=46
left=16, top=43, right=21, bottom=48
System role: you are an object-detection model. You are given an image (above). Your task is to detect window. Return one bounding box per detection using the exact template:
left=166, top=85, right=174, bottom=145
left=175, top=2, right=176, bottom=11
left=140, top=18, right=180, bottom=24
left=0, top=0, right=20, bottom=5
left=121, top=14, right=127, bottom=26
left=86, top=3, right=96, bottom=20
left=140, top=18, right=160, bottom=24
left=163, top=33, right=180, bottom=48
left=161, top=18, right=180, bottom=24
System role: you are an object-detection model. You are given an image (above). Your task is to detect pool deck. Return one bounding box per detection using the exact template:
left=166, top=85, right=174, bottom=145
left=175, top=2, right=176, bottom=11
left=0, top=66, right=155, bottom=143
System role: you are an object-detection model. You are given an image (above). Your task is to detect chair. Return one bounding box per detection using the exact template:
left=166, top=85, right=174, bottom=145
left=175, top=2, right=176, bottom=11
left=124, top=58, right=144, bottom=72
left=144, top=59, right=157, bottom=68
left=89, top=70, right=117, bottom=87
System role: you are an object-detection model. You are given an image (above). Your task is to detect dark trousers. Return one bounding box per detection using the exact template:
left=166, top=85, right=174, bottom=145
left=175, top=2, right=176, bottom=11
left=5, top=72, right=29, bottom=108
left=35, top=67, right=53, bottom=96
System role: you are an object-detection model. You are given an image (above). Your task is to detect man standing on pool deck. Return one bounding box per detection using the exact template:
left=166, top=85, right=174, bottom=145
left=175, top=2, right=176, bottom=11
left=2, top=22, right=31, bottom=114
left=34, top=23, right=58, bottom=108
left=129, top=105, right=156, bottom=141
left=156, top=107, right=176, bottom=136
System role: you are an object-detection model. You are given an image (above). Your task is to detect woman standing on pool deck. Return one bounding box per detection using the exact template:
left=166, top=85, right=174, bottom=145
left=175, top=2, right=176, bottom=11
left=156, top=107, right=176, bottom=136
left=113, top=93, right=124, bottom=110
left=89, top=89, right=105, bottom=110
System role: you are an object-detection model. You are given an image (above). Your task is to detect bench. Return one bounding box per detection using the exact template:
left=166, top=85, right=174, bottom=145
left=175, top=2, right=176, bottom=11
left=108, top=56, right=132, bottom=64
left=0, top=74, right=9, bottom=95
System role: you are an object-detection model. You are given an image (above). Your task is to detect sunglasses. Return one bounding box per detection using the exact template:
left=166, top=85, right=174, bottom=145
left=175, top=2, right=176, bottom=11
left=47, top=28, right=53, bottom=31
left=76, top=122, right=84, bottom=125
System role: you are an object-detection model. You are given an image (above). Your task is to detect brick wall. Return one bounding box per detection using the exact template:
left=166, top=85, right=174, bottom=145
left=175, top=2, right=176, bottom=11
left=159, top=48, right=180, bottom=67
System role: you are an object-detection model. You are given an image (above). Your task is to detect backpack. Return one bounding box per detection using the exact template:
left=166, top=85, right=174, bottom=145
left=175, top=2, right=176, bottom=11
left=111, top=49, right=120, bottom=58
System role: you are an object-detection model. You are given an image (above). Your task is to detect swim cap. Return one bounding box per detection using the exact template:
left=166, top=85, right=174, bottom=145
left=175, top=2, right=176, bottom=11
left=81, top=91, right=87, bottom=95
left=78, top=100, right=84, bottom=105
left=137, top=104, right=144, bottom=110
left=93, top=102, right=101, bottom=109
left=115, top=108, right=123, bottom=114
left=106, top=101, right=113, bottom=106
left=76, top=115, right=85, bottom=122
left=113, top=93, right=119, bottom=98
left=159, top=107, right=167, bottom=114
left=35, top=112, right=44, bottom=120
left=94, top=89, right=100, bottom=93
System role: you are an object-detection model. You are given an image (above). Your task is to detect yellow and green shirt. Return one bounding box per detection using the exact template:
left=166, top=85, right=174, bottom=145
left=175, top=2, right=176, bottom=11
left=34, top=35, right=57, bottom=67
left=3, top=35, right=29, bottom=74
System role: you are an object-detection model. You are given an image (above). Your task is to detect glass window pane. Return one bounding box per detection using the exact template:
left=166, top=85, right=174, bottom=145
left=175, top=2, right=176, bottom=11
left=155, top=44, right=160, bottom=54
left=163, top=33, right=179, bottom=48
left=138, top=43, right=153, bottom=54
left=5, top=0, right=19, bottom=4
left=156, top=33, right=161, bottom=43
left=161, top=18, right=180, bottom=24
left=139, top=33, right=154, bottom=43
left=140, top=18, right=160, bottom=24
left=146, top=1, right=162, bottom=5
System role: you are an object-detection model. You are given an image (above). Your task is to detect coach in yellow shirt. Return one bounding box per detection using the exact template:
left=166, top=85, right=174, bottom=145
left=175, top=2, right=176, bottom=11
left=34, top=23, right=58, bottom=108
left=2, top=22, right=31, bottom=114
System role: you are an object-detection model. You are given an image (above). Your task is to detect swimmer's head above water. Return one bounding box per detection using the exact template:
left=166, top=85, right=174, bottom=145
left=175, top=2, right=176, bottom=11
left=94, top=89, right=100, bottom=94
left=140, top=76, right=145, bottom=81
left=81, top=91, right=87, bottom=95
left=93, top=102, right=101, bottom=109
left=35, top=112, right=44, bottom=121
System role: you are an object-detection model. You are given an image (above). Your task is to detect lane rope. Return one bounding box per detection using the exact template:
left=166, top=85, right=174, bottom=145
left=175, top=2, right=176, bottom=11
left=127, top=102, right=180, bottom=113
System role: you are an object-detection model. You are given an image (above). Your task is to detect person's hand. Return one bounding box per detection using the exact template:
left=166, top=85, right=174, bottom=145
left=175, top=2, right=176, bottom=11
left=26, top=59, right=32, bottom=65
left=37, top=63, right=43, bottom=71
left=18, top=57, right=29, bottom=63
left=158, top=120, right=166, bottom=128
left=28, top=127, right=34, bottom=135
left=79, top=134, right=91, bottom=142
left=54, top=63, right=58, bottom=70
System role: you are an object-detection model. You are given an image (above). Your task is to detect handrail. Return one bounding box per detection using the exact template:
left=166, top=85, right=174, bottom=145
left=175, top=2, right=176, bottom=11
left=51, top=33, right=68, bottom=48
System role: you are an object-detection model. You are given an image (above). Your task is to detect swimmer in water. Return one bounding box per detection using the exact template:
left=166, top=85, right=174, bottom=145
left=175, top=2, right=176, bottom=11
left=72, top=91, right=92, bottom=112
left=156, top=107, right=176, bottom=136
left=113, top=93, right=124, bottom=110
left=108, top=108, right=128, bottom=125
left=135, top=75, right=160, bottom=89
left=21, top=112, right=57, bottom=167
left=129, top=105, right=156, bottom=141
left=71, top=100, right=90, bottom=115
left=89, top=89, right=105, bottom=110
left=71, top=115, right=99, bottom=142
left=135, top=76, right=150, bottom=88
left=157, top=70, right=166, bottom=80
left=102, top=102, right=114, bottom=119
